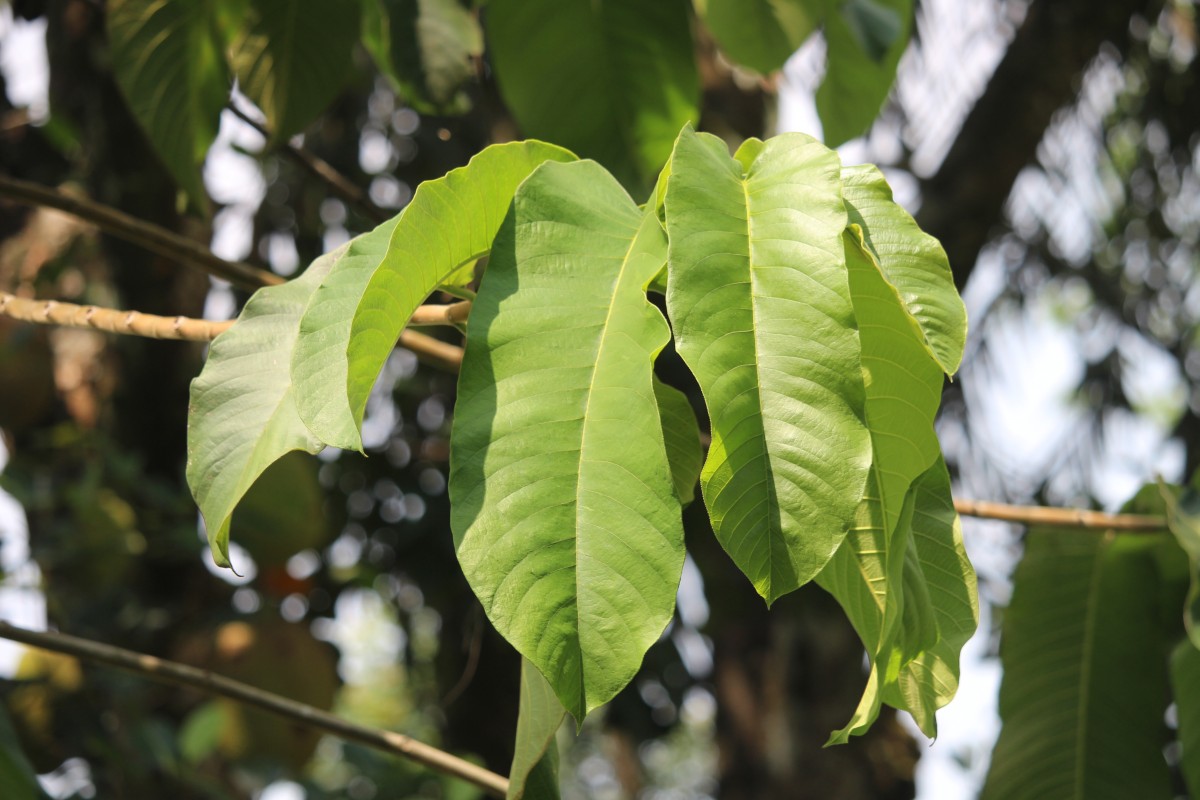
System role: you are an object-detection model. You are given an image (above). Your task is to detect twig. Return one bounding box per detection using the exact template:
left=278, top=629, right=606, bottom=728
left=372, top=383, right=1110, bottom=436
left=0, top=291, right=234, bottom=341
left=0, top=175, right=279, bottom=290
left=226, top=103, right=388, bottom=224
left=0, top=621, right=509, bottom=798
left=409, top=301, right=471, bottom=327
left=952, top=498, right=1164, bottom=532
left=400, top=330, right=464, bottom=371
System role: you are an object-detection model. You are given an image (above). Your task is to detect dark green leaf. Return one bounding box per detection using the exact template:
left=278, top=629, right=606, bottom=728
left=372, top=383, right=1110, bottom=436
left=0, top=706, right=41, bottom=800
left=486, top=0, right=699, bottom=191
left=1171, top=640, right=1200, bottom=796
left=982, top=530, right=1173, bottom=799
left=225, top=0, right=361, bottom=141
left=363, top=0, right=483, bottom=114
left=107, top=0, right=228, bottom=206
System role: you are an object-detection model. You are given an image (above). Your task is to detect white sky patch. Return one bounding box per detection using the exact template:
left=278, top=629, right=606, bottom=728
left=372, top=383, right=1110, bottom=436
left=0, top=8, right=49, bottom=121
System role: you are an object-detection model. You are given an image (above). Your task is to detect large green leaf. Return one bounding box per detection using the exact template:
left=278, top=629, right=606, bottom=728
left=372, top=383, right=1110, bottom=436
left=450, top=160, right=685, bottom=720
left=883, top=457, right=978, bottom=737
left=187, top=244, right=347, bottom=568
left=107, top=0, right=228, bottom=206
left=363, top=0, right=483, bottom=114
left=1171, top=640, right=1200, bottom=796
left=982, top=530, right=1174, bottom=799
left=816, top=226, right=944, bottom=742
left=663, top=127, right=871, bottom=604
left=485, top=0, right=699, bottom=190
left=841, top=164, right=965, bottom=374
left=508, top=660, right=566, bottom=800
left=695, top=0, right=818, bottom=75
left=816, top=0, right=912, bottom=146
left=225, top=0, right=361, bottom=141
left=318, top=142, right=574, bottom=451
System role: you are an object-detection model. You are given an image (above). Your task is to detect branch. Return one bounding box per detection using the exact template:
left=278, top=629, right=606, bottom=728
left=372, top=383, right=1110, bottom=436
left=0, top=621, right=509, bottom=798
left=226, top=102, right=389, bottom=224
left=952, top=498, right=1164, bottom=532
left=0, top=290, right=466, bottom=369
left=0, top=291, right=234, bottom=340
left=0, top=175, right=279, bottom=290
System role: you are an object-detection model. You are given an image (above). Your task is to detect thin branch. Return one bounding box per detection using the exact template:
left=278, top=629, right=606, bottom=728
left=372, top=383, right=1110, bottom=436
left=0, top=290, right=466, bottom=368
left=0, top=175, right=279, bottom=290
left=0, top=621, right=509, bottom=798
left=952, top=498, right=1164, bottom=532
left=226, top=103, right=389, bottom=224
left=0, top=291, right=234, bottom=340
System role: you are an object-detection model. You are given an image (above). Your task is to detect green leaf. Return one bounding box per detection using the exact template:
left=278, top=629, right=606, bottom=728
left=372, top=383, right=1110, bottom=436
left=107, top=0, right=228, bottom=207
left=883, top=458, right=978, bottom=737
left=841, top=164, right=966, bottom=374
left=839, top=0, right=903, bottom=62
left=654, top=378, right=703, bottom=508
left=293, top=216, right=399, bottom=451
left=508, top=660, right=566, bottom=800
left=695, top=0, right=819, bottom=75
left=450, top=160, right=685, bottom=721
left=187, top=244, right=347, bottom=568
left=1160, top=480, right=1200, bottom=649
left=225, top=0, right=361, bottom=141
left=329, top=141, right=574, bottom=451
left=363, top=0, right=483, bottom=114
left=486, top=0, right=699, bottom=191
left=1171, top=640, right=1200, bottom=796
left=816, top=0, right=912, bottom=146
left=982, top=530, right=1174, bottom=799
left=0, top=706, right=41, bottom=800
left=663, top=126, right=871, bottom=604
left=816, top=226, right=944, bottom=742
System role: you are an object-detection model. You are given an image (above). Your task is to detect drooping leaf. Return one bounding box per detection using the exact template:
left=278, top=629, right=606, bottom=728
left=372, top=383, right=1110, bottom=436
left=227, top=451, right=331, bottom=566
left=450, top=160, right=685, bottom=720
left=654, top=378, right=703, bottom=508
left=362, top=0, right=483, bottom=115
left=1160, top=479, right=1200, bottom=649
left=107, top=0, right=228, bottom=206
left=882, top=457, right=977, bottom=736
left=664, top=126, right=871, bottom=604
left=1171, top=640, right=1200, bottom=796
left=225, top=0, right=361, bottom=141
left=816, top=226, right=944, bottom=741
left=292, top=216, right=399, bottom=452
left=841, top=164, right=966, bottom=374
left=508, top=660, right=566, bottom=800
left=839, top=0, right=904, bottom=62
left=816, top=0, right=912, bottom=146
left=187, top=244, right=347, bottom=568
left=982, top=530, right=1174, bottom=799
left=486, top=0, right=699, bottom=191
left=695, top=0, right=819, bottom=75
left=328, top=142, right=574, bottom=451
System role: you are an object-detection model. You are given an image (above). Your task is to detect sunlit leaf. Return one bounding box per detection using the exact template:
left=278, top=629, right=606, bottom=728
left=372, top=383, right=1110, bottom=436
left=841, top=164, right=966, bottom=374
left=327, top=142, right=575, bottom=451
left=654, top=378, right=703, bottom=508
left=225, top=0, right=361, bottom=141
left=664, top=127, right=871, bottom=604
left=450, top=160, right=684, bottom=720
left=982, top=530, right=1174, bottom=799
left=508, top=660, right=565, bottom=800
left=107, top=0, right=228, bottom=206
left=187, top=244, right=347, bottom=568
left=486, top=0, right=699, bottom=190
left=817, top=226, right=944, bottom=742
